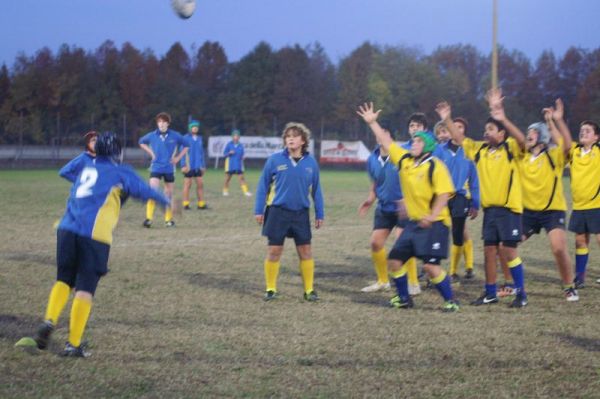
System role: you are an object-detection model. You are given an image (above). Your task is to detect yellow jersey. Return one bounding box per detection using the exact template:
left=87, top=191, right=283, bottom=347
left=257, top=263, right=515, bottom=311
left=518, top=139, right=567, bottom=211
left=568, top=143, right=600, bottom=210
left=389, top=143, right=455, bottom=227
left=462, top=137, right=523, bottom=214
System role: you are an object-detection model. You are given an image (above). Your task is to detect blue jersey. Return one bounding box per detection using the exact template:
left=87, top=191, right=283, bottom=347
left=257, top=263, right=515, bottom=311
left=223, top=141, right=245, bottom=172
left=366, top=146, right=403, bottom=213
left=59, top=152, right=95, bottom=183
left=179, top=134, right=205, bottom=170
left=437, top=141, right=480, bottom=210
left=139, top=129, right=188, bottom=174
left=255, top=149, right=324, bottom=220
left=58, top=157, right=170, bottom=245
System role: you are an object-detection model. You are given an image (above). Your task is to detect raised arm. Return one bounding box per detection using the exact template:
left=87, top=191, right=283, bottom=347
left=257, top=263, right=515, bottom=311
left=356, top=103, right=393, bottom=151
left=487, top=88, right=526, bottom=150
left=435, top=101, right=463, bottom=145
left=550, top=98, right=572, bottom=152
left=543, top=108, right=562, bottom=146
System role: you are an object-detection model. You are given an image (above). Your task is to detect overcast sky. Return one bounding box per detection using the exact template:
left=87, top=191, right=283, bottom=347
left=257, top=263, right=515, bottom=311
left=1, top=0, right=599, bottom=67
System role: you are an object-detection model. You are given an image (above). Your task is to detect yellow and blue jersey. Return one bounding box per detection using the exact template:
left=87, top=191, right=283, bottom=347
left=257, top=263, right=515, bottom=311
left=366, top=146, right=403, bottom=213
left=223, top=141, right=245, bottom=172
left=437, top=141, right=480, bottom=210
left=139, top=129, right=188, bottom=174
left=462, top=137, right=523, bottom=214
left=255, top=149, right=324, bottom=220
left=179, top=134, right=205, bottom=170
left=59, top=152, right=95, bottom=183
left=389, top=143, right=455, bottom=226
left=568, top=143, right=600, bottom=210
left=518, top=138, right=567, bottom=211
left=58, top=157, right=170, bottom=245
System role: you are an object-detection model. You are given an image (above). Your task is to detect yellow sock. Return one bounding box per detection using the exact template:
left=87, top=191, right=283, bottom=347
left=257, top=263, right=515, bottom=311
left=198, top=200, right=205, bottom=208
left=264, top=260, right=280, bottom=292
left=371, top=249, right=389, bottom=284
left=68, top=296, right=92, bottom=348
left=44, top=281, right=71, bottom=325
left=241, top=184, right=249, bottom=194
left=146, top=200, right=155, bottom=220
left=406, top=257, right=418, bottom=285
left=299, top=259, right=315, bottom=294
left=463, top=239, right=474, bottom=270
left=165, top=207, right=173, bottom=222
left=450, top=245, right=463, bottom=275
left=182, top=200, right=190, bottom=207
left=390, top=264, right=407, bottom=279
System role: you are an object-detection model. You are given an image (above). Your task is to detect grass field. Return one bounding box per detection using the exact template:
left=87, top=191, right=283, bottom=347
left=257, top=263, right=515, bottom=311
left=1, top=168, right=600, bottom=398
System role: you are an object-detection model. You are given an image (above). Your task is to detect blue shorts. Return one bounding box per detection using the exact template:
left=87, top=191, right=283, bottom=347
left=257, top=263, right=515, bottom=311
left=448, top=194, right=470, bottom=218
left=56, top=229, right=110, bottom=295
left=523, top=209, right=566, bottom=238
left=373, top=208, right=406, bottom=230
left=150, top=172, right=175, bottom=183
left=388, top=221, right=449, bottom=265
left=482, top=207, right=522, bottom=246
left=183, top=169, right=204, bottom=178
left=568, top=208, right=600, bottom=234
left=262, top=206, right=311, bottom=246
left=226, top=170, right=244, bottom=175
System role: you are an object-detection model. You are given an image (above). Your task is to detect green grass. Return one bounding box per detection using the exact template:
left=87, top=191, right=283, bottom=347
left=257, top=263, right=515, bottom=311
left=1, top=169, right=600, bottom=398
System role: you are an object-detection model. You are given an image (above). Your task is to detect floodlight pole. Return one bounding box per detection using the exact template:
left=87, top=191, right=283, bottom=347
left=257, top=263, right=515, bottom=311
left=492, top=0, right=498, bottom=90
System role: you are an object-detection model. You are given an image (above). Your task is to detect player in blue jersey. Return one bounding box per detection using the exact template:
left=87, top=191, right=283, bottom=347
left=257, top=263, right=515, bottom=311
left=139, top=112, right=188, bottom=227
left=59, top=131, right=97, bottom=183
left=222, top=129, right=252, bottom=197
left=180, top=120, right=207, bottom=210
left=255, top=122, right=324, bottom=302
left=16, top=132, right=171, bottom=357
left=358, top=124, right=416, bottom=293
left=434, top=118, right=480, bottom=282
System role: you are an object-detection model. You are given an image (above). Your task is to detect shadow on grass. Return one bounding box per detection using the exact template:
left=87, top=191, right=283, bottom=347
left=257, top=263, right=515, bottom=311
left=0, top=314, right=40, bottom=341
left=2, top=252, right=54, bottom=266
left=554, top=333, right=600, bottom=352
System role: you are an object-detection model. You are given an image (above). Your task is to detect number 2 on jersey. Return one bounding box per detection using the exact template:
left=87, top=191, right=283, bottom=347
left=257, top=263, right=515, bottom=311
left=76, top=167, right=98, bottom=198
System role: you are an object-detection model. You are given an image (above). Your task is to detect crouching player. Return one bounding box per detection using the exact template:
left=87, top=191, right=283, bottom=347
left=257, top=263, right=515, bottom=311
left=255, top=123, right=324, bottom=301
left=16, top=132, right=171, bottom=357
left=357, top=103, right=458, bottom=312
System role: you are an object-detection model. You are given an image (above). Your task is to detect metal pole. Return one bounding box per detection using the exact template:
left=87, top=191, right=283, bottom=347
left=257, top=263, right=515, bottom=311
left=122, top=113, right=127, bottom=161
left=491, top=0, right=498, bottom=90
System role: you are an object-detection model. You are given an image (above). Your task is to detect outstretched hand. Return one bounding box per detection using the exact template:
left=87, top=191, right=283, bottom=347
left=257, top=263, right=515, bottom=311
left=356, top=102, right=381, bottom=125
left=552, top=98, right=564, bottom=120
left=435, top=101, right=452, bottom=121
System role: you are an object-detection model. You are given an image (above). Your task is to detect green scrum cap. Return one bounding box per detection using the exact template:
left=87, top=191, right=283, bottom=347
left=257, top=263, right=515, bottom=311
left=231, top=129, right=241, bottom=137
left=188, top=120, right=200, bottom=130
left=414, top=131, right=436, bottom=154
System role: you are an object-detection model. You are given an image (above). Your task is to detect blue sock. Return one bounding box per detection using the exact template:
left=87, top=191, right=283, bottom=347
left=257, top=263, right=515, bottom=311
left=485, top=283, right=497, bottom=297
left=508, top=257, right=525, bottom=296
left=433, top=274, right=453, bottom=301
left=392, top=274, right=409, bottom=301
left=575, top=250, right=589, bottom=282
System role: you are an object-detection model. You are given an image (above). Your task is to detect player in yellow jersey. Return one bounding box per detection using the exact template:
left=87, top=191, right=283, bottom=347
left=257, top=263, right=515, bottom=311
left=357, top=102, right=459, bottom=312
left=487, top=96, right=577, bottom=301
left=566, top=116, right=600, bottom=287
left=436, top=91, right=528, bottom=308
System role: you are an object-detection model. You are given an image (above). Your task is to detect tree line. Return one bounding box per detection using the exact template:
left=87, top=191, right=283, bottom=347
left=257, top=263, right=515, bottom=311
left=0, top=40, right=599, bottom=147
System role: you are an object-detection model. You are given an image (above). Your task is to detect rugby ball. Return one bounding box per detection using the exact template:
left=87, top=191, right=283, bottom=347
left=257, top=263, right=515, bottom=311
left=171, top=0, right=196, bottom=19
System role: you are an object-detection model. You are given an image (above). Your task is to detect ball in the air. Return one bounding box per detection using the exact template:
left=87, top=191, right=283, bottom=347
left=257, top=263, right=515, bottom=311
left=171, top=0, right=196, bottom=19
